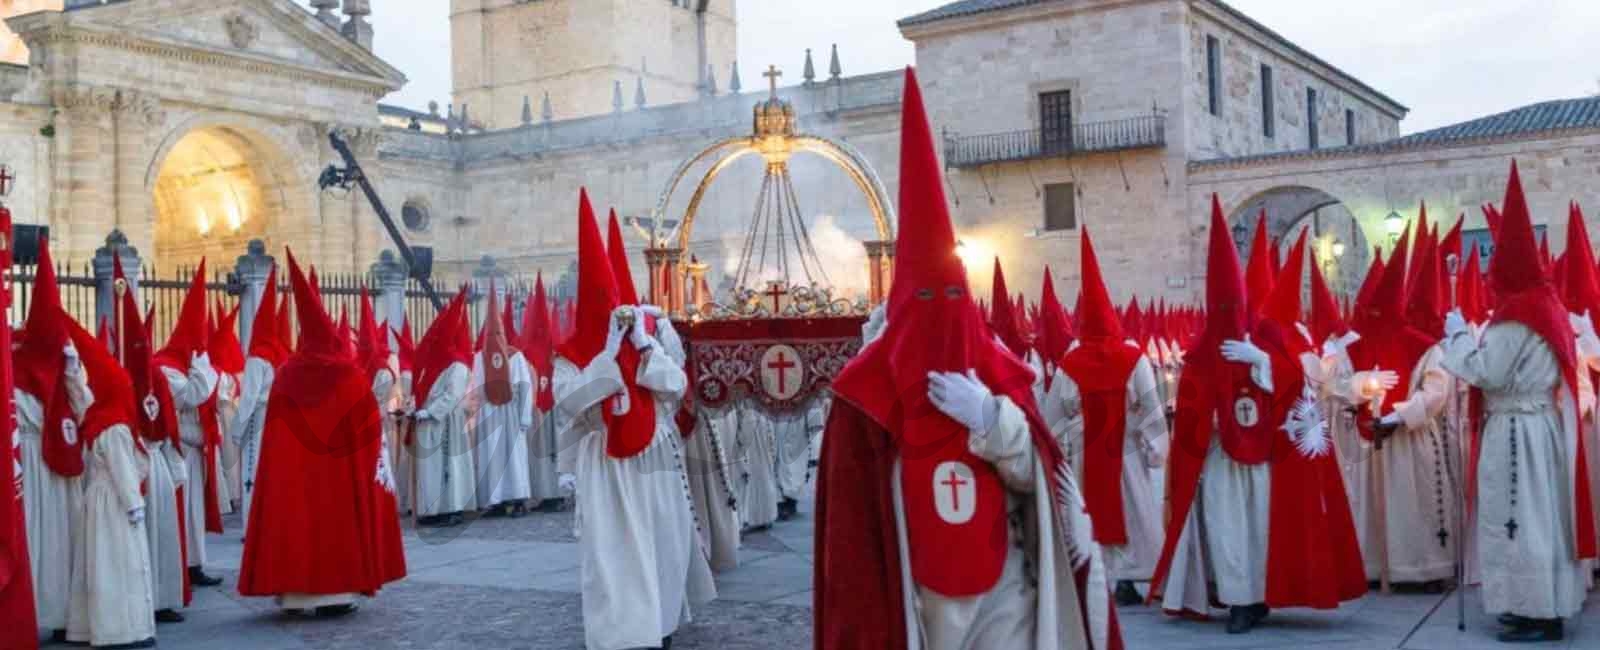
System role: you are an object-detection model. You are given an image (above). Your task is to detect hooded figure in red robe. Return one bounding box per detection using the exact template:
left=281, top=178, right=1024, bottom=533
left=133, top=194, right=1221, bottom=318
left=815, top=68, right=1121, bottom=650
left=11, top=236, right=93, bottom=637
left=1045, top=227, right=1168, bottom=609
left=1034, top=267, right=1075, bottom=390
left=237, top=249, right=405, bottom=616
left=1449, top=163, right=1595, bottom=642
left=521, top=274, right=563, bottom=506
left=1148, top=196, right=1364, bottom=633
left=0, top=200, right=40, bottom=650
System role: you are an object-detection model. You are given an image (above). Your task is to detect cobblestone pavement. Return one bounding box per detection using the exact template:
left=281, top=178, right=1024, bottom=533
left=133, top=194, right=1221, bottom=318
left=69, top=503, right=1598, bottom=649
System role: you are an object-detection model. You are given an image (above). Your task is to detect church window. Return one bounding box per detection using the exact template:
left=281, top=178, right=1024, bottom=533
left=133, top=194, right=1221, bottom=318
left=1346, top=109, right=1357, bottom=145
left=1043, top=183, right=1077, bottom=232
left=1306, top=88, right=1320, bottom=149
left=402, top=199, right=431, bottom=232
left=1260, top=65, right=1274, bottom=138
left=1038, top=90, right=1073, bottom=155
left=1206, top=36, right=1221, bottom=116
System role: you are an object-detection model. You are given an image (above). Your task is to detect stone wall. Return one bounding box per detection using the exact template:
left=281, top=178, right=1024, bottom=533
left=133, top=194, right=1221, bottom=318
left=1182, top=0, right=1404, bottom=161
left=0, top=99, right=52, bottom=229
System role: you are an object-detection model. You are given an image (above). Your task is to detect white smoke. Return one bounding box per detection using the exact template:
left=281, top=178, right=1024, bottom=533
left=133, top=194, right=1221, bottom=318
left=717, top=214, right=870, bottom=301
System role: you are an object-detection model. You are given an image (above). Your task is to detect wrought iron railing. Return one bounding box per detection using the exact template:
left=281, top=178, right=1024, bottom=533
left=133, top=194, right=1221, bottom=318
left=943, top=114, right=1167, bottom=167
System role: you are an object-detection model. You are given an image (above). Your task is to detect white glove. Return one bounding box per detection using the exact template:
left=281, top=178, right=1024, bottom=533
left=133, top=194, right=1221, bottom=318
left=1294, top=323, right=1314, bottom=346
left=1220, top=335, right=1273, bottom=392
left=559, top=473, right=578, bottom=494
left=413, top=408, right=433, bottom=422
left=629, top=306, right=654, bottom=351
left=1577, top=315, right=1600, bottom=363
left=1322, top=331, right=1361, bottom=358
left=1352, top=370, right=1400, bottom=398
left=128, top=506, right=145, bottom=525
left=191, top=351, right=213, bottom=372
left=63, top=344, right=80, bottom=370
left=1444, top=309, right=1468, bottom=339
left=602, top=311, right=627, bottom=360
left=1378, top=412, right=1402, bottom=427
left=926, top=370, right=999, bottom=436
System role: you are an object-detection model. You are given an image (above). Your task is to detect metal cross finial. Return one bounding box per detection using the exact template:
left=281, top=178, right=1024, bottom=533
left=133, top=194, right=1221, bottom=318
left=764, top=65, right=782, bottom=98
left=0, top=164, right=13, bottom=198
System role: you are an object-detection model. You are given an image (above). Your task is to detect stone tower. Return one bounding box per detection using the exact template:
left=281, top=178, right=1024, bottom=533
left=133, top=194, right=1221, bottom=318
left=450, top=0, right=736, bottom=129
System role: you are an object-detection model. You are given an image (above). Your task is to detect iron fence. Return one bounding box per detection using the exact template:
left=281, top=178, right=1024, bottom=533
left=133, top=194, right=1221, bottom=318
left=943, top=113, right=1167, bottom=168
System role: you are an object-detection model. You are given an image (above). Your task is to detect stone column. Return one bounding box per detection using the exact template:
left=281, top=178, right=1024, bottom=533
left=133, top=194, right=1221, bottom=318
left=91, top=229, right=141, bottom=337
left=863, top=240, right=889, bottom=306
left=684, top=257, right=709, bottom=314
left=643, top=247, right=669, bottom=310
left=370, top=249, right=409, bottom=345
left=340, top=0, right=373, bottom=50
left=233, top=239, right=274, bottom=349
left=53, top=84, right=120, bottom=264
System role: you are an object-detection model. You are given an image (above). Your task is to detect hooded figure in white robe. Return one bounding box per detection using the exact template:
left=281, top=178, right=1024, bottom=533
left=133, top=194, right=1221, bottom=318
left=15, top=336, right=92, bottom=635
left=472, top=289, right=535, bottom=514
left=412, top=295, right=477, bottom=524
left=554, top=194, right=714, bottom=650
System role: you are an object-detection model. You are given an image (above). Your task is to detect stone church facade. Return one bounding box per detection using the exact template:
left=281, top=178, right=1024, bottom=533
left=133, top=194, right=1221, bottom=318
left=0, top=0, right=1596, bottom=306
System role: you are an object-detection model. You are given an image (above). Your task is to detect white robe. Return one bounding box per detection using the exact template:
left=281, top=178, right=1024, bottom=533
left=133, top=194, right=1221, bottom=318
left=776, top=398, right=827, bottom=503
left=1314, top=349, right=1375, bottom=572
left=893, top=398, right=1102, bottom=650
left=215, top=372, right=237, bottom=514
left=16, top=359, right=93, bottom=631
left=163, top=362, right=220, bottom=569
left=69, top=425, right=155, bottom=646
left=1045, top=356, right=1167, bottom=582
left=1366, top=346, right=1459, bottom=583
left=1439, top=322, right=1590, bottom=619
left=472, top=351, right=535, bottom=509
left=395, top=370, right=416, bottom=514
left=229, top=357, right=273, bottom=537
left=414, top=363, right=476, bottom=516
left=555, top=348, right=716, bottom=650
left=144, top=439, right=187, bottom=611
left=736, top=407, right=780, bottom=530
left=684, top=407, right=743, bottom=571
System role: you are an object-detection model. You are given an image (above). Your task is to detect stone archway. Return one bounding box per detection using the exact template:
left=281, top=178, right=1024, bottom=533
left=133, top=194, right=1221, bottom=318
left=1228, top=185, right=1372, bottom=298
left=147, top=121, right=308, bottom=275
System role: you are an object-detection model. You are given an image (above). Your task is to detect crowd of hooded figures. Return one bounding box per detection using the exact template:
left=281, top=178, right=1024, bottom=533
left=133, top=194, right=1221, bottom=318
left=4, top=67, right=1599, bottom=650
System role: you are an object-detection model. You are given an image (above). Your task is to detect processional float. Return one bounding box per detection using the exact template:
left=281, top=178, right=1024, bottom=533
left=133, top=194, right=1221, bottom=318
left=633, top=66, right=894, bottom=540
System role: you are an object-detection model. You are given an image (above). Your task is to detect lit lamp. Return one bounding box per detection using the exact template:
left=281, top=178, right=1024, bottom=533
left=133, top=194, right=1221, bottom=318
left=1384, top=210, right=1405, bottom=244
left=1331, top=238, right=1346, bottom=258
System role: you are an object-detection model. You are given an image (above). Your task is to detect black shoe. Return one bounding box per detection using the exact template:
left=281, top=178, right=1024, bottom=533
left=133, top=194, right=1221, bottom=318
left=189, top=567, right=223, bottom=587
left=660, top=635, right=673, bottom=650
left=314, top=603, right=359, bottom=618
left=50, top=630, right=67, bottom=643
left=98, top=638, right=157, bottom=649
left=1420, top=579, right=1447, bottom=595
left=1226, top=606, right=1256, bottom=634
left=1499, top=613, right=1536, bottom=628
left=443, top=512, right=465, bottom=527
left=778, top=498, right=799, bottom=521
left=1252, top=603, right=1271, bottom=624
left=1497, top=618, right=1563, bottom=643
left=1115, top=581, right=1143, bottom=607
left=154, top=609, right=185, bottom=624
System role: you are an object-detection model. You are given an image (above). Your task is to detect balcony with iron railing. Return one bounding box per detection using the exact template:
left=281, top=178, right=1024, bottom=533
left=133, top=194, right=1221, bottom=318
left=943, top=113, right=1168, bottom=168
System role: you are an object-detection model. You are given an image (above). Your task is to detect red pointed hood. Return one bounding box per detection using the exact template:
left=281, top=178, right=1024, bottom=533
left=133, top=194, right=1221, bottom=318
left=209, top=300, right=246, bottom=376
left=67, top=315, right=140, bottom=448
left=1205, top=195, right=1250, bottom=341
left=1308, top=247, right=1349, bottom=342
left=1353, top=247, right=1384, bottom=317
left=393, top=317, right=416, bottom=374
left=607, top=208, right=640, bottom=306
left=247, top=266, right=288, bottom=367
left=1263, top=229, right=1308, bottom=332
left=114, top=255, right=177, bottom=446
left=989, top=259, right=1027, bottom=356
left=479, top=282, right=516, bottom=406
left=1407, top=228, right=1445, bottom=339
left=1034, top=267, right=1075, bottom=363
left=558, top=189, right=620, bottom=365
left=522, top=273, right=555, bottom=411
left=1244, top=210, right=1275, bottom=314
left=1493, top=163, right=1551, bottom=297
left=1076, top=228, right=1124, bottom=344
left=1440, top=215, right=1463, bottom=271
left=285, top=249, right=345, bottom=361
left=1406, top=202, right=1432, bottom=292
left=357, top=287, right=391, bottom=378
left=1562, top=202, right=1600, bottom=319
left=157, top=259, right=210, bottom=368
left=276, top=291, right=294, bottom=353
left=1459, top=243, right=1486, bottom=322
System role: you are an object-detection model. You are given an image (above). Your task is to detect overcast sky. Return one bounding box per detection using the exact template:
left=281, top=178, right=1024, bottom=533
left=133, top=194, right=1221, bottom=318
left=373, top=0, right=1599, bottom=134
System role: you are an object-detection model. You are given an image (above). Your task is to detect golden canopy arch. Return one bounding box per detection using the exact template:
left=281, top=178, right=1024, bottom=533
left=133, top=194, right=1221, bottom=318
left=640, top=67, right=897, bottom=317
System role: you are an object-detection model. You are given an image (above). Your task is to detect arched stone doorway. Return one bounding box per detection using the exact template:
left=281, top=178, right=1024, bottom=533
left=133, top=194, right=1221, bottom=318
left=149, top=125, right=298, bottom=275
left=1229, top=185, right=1372, bottom=299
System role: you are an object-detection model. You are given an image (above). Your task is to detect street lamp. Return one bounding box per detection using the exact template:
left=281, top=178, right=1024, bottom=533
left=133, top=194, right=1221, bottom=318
left=1384, top=210, right=1405, bottom=244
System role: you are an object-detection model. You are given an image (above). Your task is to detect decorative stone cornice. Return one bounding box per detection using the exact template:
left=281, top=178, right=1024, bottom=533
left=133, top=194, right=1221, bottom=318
left=50, top=82, right=117, bottom=116
left=334, top=124, right=383, bottom=157
left=25, top=21, right=399, bottom=99
left=112, top=88, right=166, bottom=128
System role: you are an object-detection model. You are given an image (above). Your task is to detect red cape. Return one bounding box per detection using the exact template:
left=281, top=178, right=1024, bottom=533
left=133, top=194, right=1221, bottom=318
left=1058, top=342, right=1142, bottom=544
left=0, top=205, right=39, bottom=649
left=237, top=353, right=406, bottom=596
left=1150, top=320, right=1365, bottom=611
